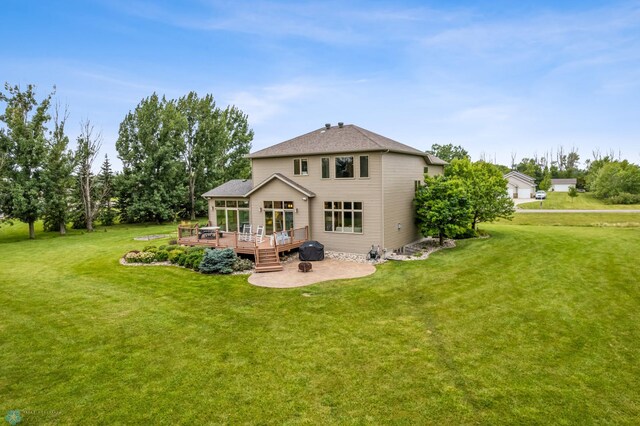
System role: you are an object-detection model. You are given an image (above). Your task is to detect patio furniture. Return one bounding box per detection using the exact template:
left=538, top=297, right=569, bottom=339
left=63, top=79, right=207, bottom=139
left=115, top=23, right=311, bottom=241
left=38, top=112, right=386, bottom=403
left=239, top=224, right=253, bottom=242
left=199, top=226, right=220, bottom=239
left=270, top=230, right=292, bottom=246
left=255, top=225, right=265, bottom=243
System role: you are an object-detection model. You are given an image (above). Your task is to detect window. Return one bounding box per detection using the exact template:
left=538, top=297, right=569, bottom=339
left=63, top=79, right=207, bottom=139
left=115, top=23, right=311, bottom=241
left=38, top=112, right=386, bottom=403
left=423, top=166, right=429, bottom=175
left=324, top=201, right=363, bottom=233
left=321, top=157, right=330, bottom=179
left=213, top=198, right=250, bottom=232
left=360, top=156, right=369, bottom=178
left=335, top=156, right=354, bottom=178
left=263, top=200, right=294, bottom=234
left=294, top=158, right=308, bottom=176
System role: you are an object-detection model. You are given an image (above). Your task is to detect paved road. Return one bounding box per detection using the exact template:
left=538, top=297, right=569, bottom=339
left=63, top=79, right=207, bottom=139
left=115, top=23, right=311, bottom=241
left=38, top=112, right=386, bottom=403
left=516, top=209, right=640, bottom=213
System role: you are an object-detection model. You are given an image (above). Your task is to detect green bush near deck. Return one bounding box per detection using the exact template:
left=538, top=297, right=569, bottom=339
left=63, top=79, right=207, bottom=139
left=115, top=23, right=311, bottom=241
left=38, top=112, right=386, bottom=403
left=199, top=248, right=237, bottom=274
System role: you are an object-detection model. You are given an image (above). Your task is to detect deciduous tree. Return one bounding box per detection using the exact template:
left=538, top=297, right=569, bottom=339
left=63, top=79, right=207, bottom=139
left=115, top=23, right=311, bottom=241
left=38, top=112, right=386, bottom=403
left=426, top=143, right=469, bottom=163
left=415, top=175, right=472, bottom=245
left=0, top=83, right=53, bottom=239
left=75, top=120, right=103, bottom=231
left=446, top=158, right=515, bottom=230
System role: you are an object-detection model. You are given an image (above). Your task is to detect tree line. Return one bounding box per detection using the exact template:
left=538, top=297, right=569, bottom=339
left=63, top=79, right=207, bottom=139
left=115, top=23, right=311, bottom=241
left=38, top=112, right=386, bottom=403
left=428, top=143, right=640, bottom=204
left=0, top=83, right=252, bottom=239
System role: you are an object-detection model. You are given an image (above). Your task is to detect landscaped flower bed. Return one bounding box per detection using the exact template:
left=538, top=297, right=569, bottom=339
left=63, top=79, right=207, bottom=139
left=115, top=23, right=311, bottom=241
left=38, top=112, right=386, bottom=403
left=122, top=245, right=254, bottom=274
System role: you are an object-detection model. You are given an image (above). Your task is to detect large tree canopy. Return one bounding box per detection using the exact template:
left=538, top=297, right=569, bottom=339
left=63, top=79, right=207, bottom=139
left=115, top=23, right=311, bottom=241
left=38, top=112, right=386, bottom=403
left=116, top=92, right=253, bottom=223
left=415, top=175, right=472, bottom=245
left=0, top=83, right=53, bottom=239
left=426, top=143, right=469, bottom=163
left=446, top=159, right=515, bottom=229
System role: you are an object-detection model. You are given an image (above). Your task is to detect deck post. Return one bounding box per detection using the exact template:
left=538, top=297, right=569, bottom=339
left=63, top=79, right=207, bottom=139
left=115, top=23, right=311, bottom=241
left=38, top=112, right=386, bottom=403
left=195, top=223, right=199, bottom=242
left=305, top=225, right=309, bottom=241
left=215, top=228, right=219, bottom=247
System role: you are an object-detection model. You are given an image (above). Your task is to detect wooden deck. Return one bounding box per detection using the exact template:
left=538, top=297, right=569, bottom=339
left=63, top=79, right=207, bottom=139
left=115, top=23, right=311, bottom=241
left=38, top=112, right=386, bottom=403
left=177, top=225, right=309, bottom=272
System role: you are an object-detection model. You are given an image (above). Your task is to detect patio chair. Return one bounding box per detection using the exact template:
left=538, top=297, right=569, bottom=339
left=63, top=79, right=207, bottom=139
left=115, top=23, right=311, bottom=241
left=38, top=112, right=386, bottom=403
left=239, top=224, right=253, bottom=242
left=255, top=225, right=265, bottom=243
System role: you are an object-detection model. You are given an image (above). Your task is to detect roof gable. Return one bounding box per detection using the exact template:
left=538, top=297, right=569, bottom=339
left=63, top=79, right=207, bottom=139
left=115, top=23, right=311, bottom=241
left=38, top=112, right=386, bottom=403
left=248, top=124, right=446, bottom=164
left=245, top=173, right=316, bottom=198
left=504, top=171, right=535, bottom=185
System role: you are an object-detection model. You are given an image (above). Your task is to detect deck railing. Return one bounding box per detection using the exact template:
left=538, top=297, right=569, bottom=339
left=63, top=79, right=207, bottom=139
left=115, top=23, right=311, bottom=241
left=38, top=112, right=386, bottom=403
left=177, top=224, right=310, bottom=251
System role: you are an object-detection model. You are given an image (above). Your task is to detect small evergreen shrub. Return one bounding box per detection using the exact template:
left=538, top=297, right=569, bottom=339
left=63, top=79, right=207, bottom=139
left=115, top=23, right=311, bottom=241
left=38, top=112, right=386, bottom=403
left=154, top=250, right=169, bottom=262
left=143, top=245, right=157, bottom=252
left=168, top=249, right=184, bottom=263
left=185, top=252, right=205, bottom=271
left=233, top=257, right=254, bottom=272
left=199, top=248, right=237, bottom=274
left=177, top=252, right=188, bottom=266
left=168, top=239, right=177, bottom=245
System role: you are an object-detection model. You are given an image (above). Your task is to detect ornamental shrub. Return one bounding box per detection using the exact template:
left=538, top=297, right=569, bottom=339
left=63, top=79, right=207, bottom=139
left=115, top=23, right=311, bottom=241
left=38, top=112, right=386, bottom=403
left=199, top=248, right=237, bottom=274
left=233, top=257, right=254, bottom=272
left=124, top=251, right=156, bottom=263
left=154, top=250, right=169, bottom=262
left=185, top=252, right=205, bottom=271
left=168, top=249, right=183, bottom=263
left=143, top=245, right=157, bottom=252
left=177, top=252, right=188, bottom=266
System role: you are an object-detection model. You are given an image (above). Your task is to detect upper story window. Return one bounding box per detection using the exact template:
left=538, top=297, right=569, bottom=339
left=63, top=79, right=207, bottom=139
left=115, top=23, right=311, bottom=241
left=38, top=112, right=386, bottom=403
left=294, top=158, right=308, bottom=176
left=335, top=156, right=354, bottom=178
left=360, top=156, right=369, bottom=178
left=321, top=157, right=330, bottom=179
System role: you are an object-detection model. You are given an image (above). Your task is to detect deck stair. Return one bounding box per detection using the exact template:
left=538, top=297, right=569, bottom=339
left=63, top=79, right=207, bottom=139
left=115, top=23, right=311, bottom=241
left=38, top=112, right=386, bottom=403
left=255, top=246, right=283, bottom=272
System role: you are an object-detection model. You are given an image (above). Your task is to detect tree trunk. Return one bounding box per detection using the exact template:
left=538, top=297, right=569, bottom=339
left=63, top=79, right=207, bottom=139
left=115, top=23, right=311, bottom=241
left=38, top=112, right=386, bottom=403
left=439, top=232, right=444, bottom=246
left=189, top=176, right=196, bottom=220
left=59, top=222, right=66, bottom=235
left=29, top=221, right=35, bottom=239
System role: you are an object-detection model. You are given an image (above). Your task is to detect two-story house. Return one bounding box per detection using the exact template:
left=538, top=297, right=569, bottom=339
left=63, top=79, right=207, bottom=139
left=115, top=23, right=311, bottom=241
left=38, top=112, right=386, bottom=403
left=202, top=123, right=446, bottom=255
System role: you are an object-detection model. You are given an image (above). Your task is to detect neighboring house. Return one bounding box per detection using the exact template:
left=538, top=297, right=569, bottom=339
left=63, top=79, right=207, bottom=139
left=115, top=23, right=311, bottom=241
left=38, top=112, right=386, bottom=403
left=203, top=123, right=446, bottom=254
left=551, top=178, right=577, bottom=192
left=504, top=171, right=535, bottom=199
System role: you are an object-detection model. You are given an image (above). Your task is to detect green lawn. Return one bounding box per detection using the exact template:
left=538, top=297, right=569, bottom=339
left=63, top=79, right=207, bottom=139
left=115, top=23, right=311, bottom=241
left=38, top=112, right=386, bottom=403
left=1, top=220, right=639, bottom=424
left=518, top=191, right=640, bottom=210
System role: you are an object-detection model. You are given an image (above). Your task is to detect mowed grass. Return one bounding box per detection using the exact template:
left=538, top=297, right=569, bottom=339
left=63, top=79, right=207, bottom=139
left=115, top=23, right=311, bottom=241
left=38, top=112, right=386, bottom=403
left=506, top=212, right=640, bottom=227
left=1, top=220, right=639, bottom=424
left=518, top=191, right=640, bottom=210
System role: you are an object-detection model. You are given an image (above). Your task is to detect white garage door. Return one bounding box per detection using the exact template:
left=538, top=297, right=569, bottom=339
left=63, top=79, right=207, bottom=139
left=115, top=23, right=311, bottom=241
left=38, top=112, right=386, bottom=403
left=518, top=188, right=531, bottom=199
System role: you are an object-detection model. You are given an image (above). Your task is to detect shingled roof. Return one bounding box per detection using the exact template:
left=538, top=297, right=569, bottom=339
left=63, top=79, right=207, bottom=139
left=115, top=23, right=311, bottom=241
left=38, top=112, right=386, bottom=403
left=202, top=179, right=253, bottom=198
left=248, top=124, right=446, bottom=164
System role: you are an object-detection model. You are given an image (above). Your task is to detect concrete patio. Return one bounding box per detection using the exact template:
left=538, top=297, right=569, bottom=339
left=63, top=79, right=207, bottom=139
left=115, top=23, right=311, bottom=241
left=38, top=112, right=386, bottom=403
left=248, top=258, right=376, bottom=288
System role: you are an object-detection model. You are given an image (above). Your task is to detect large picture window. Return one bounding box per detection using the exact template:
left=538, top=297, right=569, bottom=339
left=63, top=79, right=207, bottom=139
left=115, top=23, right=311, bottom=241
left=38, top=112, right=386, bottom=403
left=324, top=201, right=363, bottom=233
left=263, top=200, right=294, bottom=234
left=335, top=157, right=354, bottom=178
left=213, top=199, right=250, bottom=232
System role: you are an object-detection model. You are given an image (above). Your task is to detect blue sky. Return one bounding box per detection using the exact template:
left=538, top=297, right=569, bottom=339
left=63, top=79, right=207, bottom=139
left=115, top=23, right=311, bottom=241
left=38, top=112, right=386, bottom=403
left=2, top=0, right=639, bottom=169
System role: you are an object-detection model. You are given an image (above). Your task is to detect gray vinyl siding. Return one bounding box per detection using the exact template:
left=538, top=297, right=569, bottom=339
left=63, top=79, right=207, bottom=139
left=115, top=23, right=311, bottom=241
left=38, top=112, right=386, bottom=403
left=252, top=154, right=383, bottom=253
left=382, top=153, right=430, bottom=251
left=248, top=179, right=311, bottom=232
